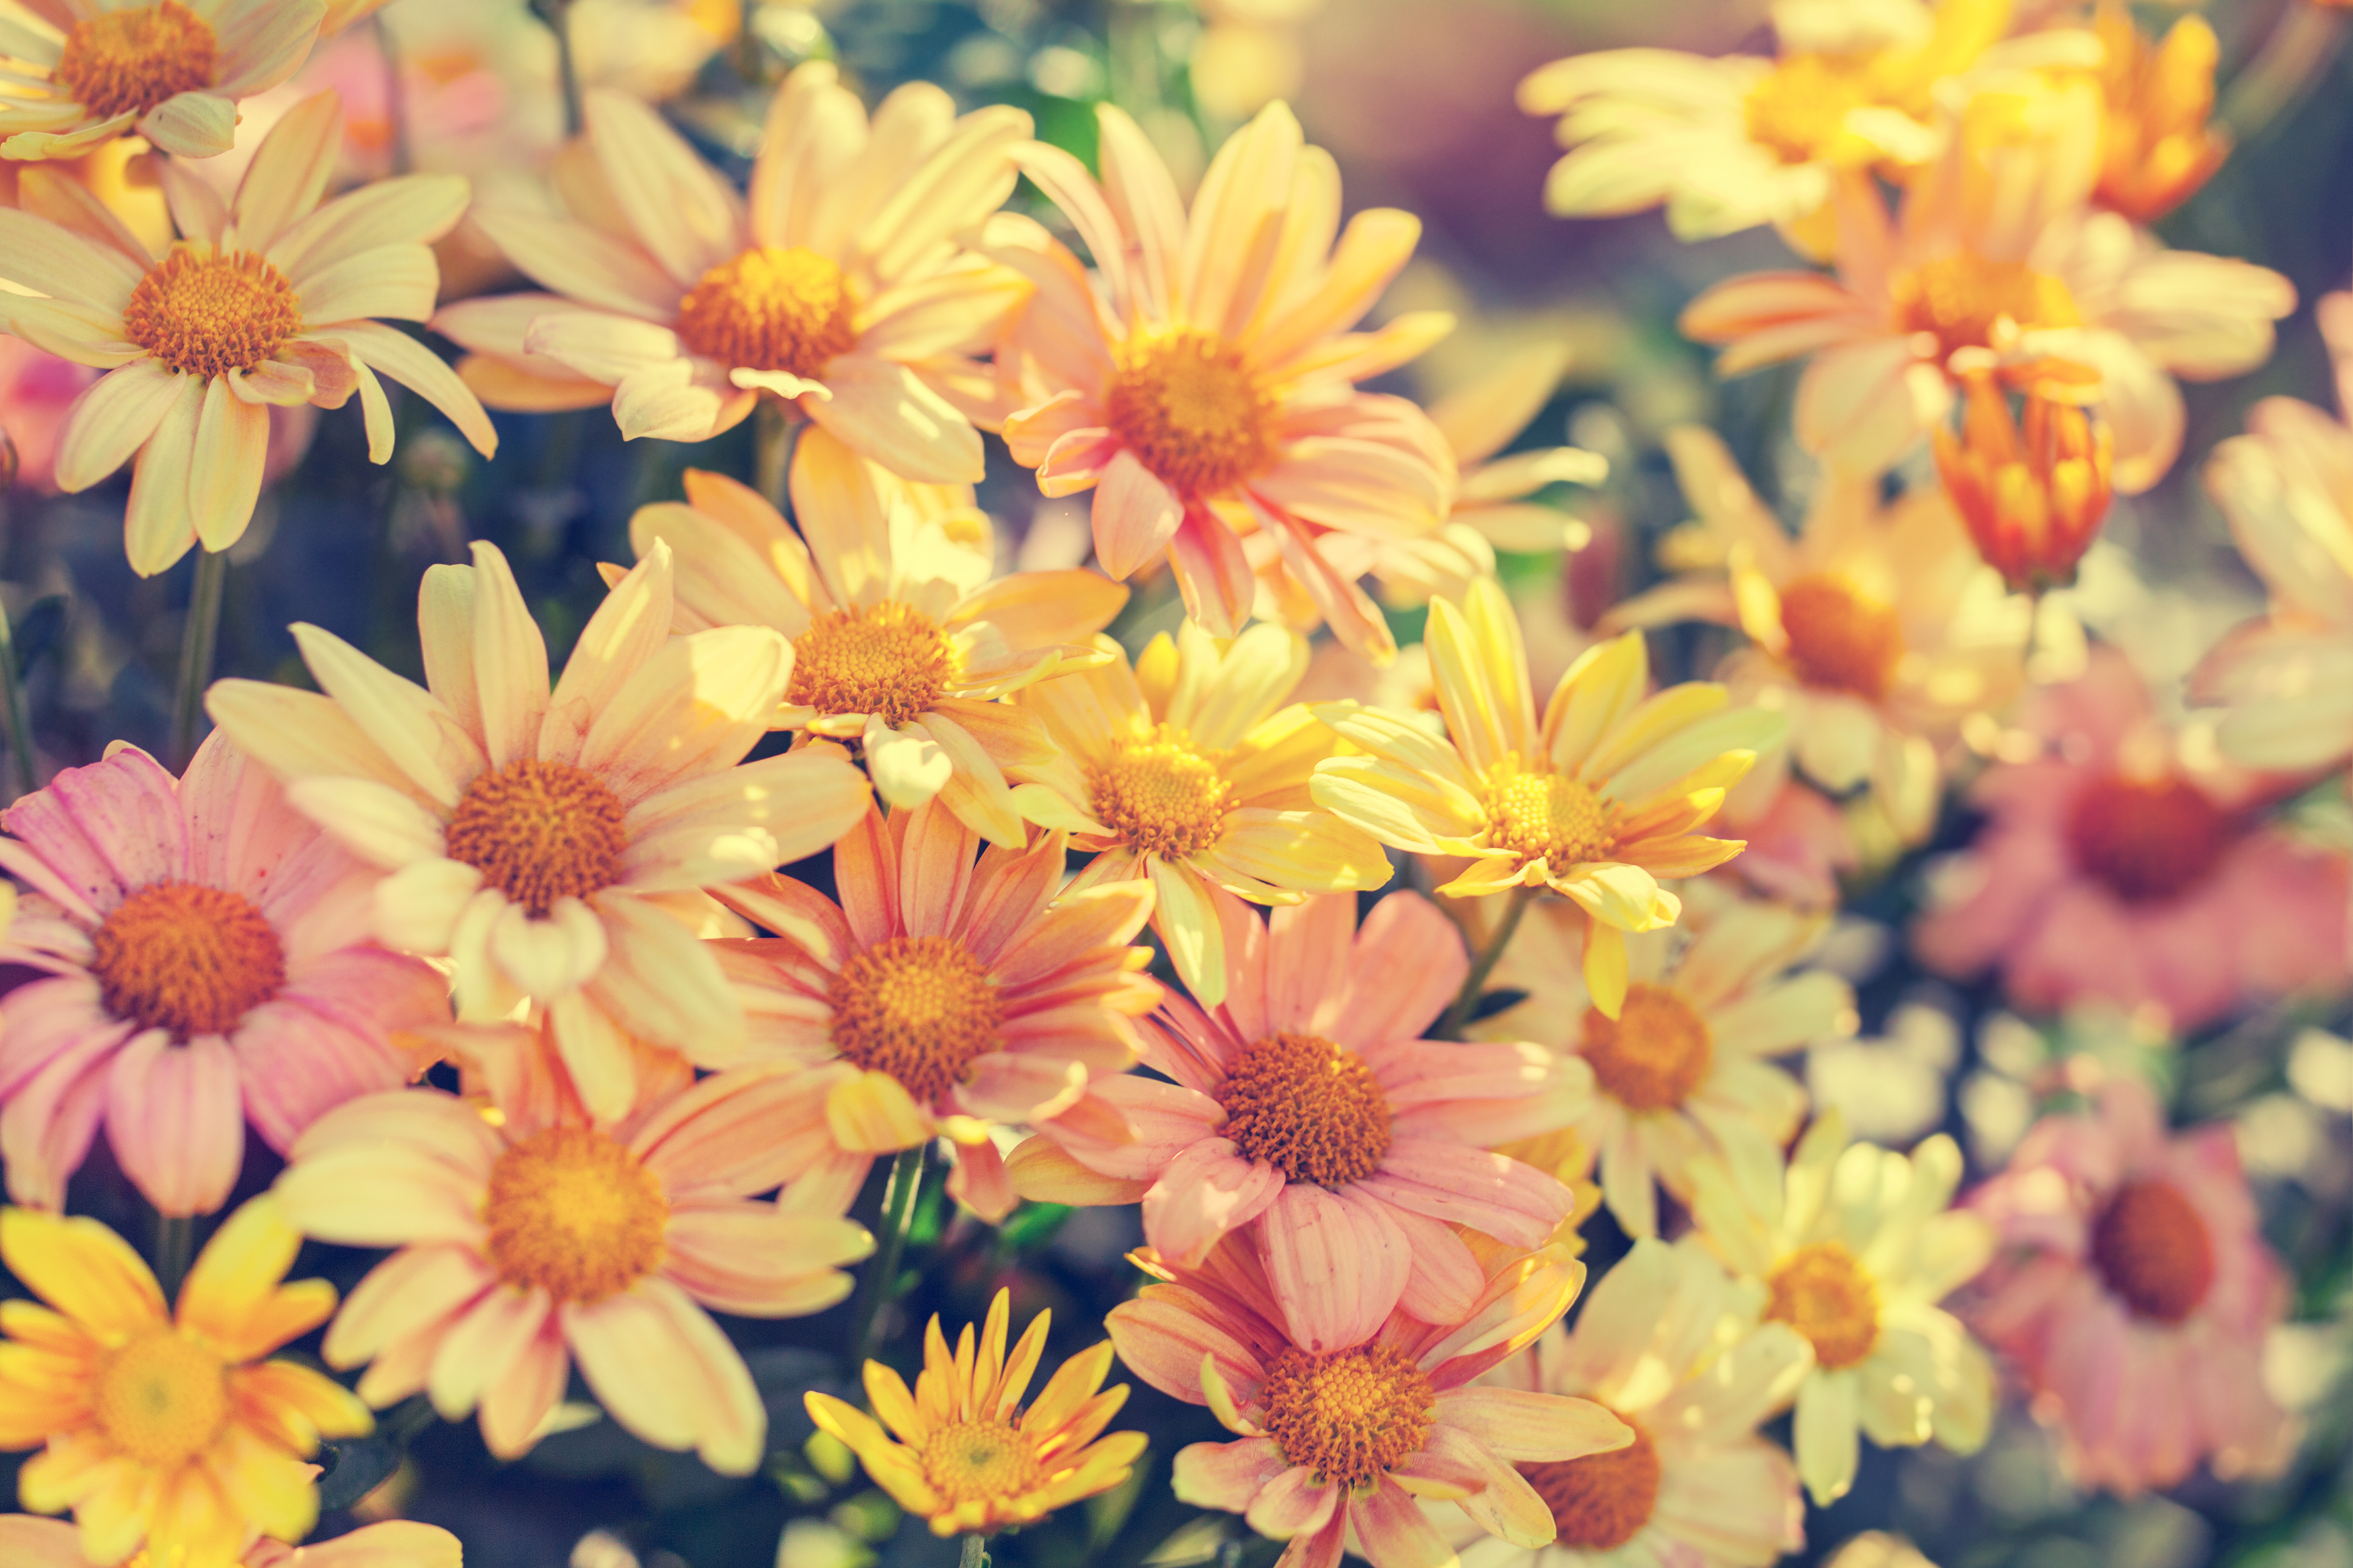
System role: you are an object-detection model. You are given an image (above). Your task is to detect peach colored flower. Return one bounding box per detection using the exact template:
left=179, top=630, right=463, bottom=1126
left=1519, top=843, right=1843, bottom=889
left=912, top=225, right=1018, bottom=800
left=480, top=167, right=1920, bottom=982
left=1720, top=778, right=1860, bottom=910
left=0, top=1514, right=461, bottom=1568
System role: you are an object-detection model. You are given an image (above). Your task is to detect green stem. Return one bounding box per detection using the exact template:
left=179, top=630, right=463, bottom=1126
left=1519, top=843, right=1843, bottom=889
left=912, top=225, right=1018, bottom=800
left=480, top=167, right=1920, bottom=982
left=1435, top=884, right=1537, bottom=1041
left=754, top=401, right=798, bottom=513
left=957, top=1533, right=990, bottom=1568
left=530, top=0, right=584, bottom=136
left=0, top=591, right=38, bottom=800
left=170, top=548, right=227, bottom=771
left=2221, top=2, right=2347, bottom=144
left=844, top=1145, right=925, bottom=1372
left=371, top=10, right=413, bottom=176
left=153, top=1213, right=194, bottom=1302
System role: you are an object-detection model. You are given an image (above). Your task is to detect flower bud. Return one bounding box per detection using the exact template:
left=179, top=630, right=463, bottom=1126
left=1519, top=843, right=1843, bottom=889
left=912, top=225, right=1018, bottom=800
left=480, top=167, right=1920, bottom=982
left=1933, top=374, right=2112, bottom=593
left=2095, top=3, right=2229, bottom=222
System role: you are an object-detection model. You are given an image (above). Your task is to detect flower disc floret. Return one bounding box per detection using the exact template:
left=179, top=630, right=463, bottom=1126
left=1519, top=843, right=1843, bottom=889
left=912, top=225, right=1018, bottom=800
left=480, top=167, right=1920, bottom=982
left=674, top=245, right=860, bottom=378
left=1892, top=254, right=2083, bottom=360
left=2066, top=776, right=2229, bottom=905
left=1742, top=56, right=1869, bottom=165
left=483, top=1126, right=669, bottom=1305
left=1483, top=759, right=1620, bottom=868
left=1216, top=1030, right=1394, bottom=1189
left=1088, top=725, right=1234, bottom=860
left=91, top=880, right=286, bottom=1039
left=1520, top=1417, right=1661, bottom=1551
left=1259, top=1340, right=1435, bottom=1490
left=1105, top=328, right=1279, bottom=495
left=1778, top=572, right=1904, bottom=700
left=52, top=0, right=217, bottom=119
left=122, top=247, right=303, bottom=380
left=2090, top=1179, right=2215, bottom=1324
left=789, top=601, right=961, bottom=726
left=93, top=1329, right=231, bottom=1466
left=828, top=934, right=1004, bottom=1105
left=1765, top=1240, right=1880, bottom=1369
left=920, top=1417, right=1051, bottom=1503
left=444, top=758, right=631, bottom=916
left=1581, top=984, right=1712, bottom=1112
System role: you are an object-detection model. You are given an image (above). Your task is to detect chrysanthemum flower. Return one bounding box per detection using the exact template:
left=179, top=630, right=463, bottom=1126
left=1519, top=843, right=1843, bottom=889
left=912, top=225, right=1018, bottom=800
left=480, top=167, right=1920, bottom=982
left=0, top=1196, right=372, bottom=1568
left=708, top=798, right=1159, bottom=1221
left=205, top=538, right=872, bottom=1122
left=2090, top=5, right=2228, bottom=224
left=991, top=99, right=1455, bottom=656
left=1109, top=1235, right=1628, bottom=1568
left=0, top=92, right=494, bottom=576
left=629, top=430, right=1125, bottom=845
left=1687, top=1112, right=1995, bottom=1505
left=805, top=1288, right=1146, bottom=1536
left=1962, top=1077, right=2292, bottom=1492
left=0, top=733, right=448, bottom=1216
left=274, top=1019, right=873, bottom=1473
left=1008, top=620, right=1391, bottom=1005
left=434, top=63, right=1029, bottom=477
left=0, top=1514, right=461, bottom=1568
left=1312, top=580, right=1783, bottom=1016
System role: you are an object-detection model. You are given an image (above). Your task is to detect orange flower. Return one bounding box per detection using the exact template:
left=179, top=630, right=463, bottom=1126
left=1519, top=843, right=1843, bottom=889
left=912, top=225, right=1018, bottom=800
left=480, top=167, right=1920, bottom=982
left=1933, top=372, right=2114, bottom=591
left=2092, top=3, right=2229, bottom=224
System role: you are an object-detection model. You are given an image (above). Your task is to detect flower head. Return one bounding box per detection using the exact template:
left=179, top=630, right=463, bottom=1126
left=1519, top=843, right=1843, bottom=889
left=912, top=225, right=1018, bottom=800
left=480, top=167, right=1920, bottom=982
left=2091, top=3, right=2228, bottom=223
left=1933, top=371, right=2114, bottom=591
left=0, top=1515, right=461, bottom=1568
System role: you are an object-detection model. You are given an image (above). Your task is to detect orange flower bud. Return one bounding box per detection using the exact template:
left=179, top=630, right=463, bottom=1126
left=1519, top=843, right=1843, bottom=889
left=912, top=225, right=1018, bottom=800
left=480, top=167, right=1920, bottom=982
left=2095, top=3, right=2230, bottom=222
left=1933, top=374, right=2113, bottom=593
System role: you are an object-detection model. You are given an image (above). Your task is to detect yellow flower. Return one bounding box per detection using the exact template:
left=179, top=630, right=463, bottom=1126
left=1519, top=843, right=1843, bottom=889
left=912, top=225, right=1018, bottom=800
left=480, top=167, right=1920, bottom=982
left=805, top=1289, right=1146, bottom=1537
left=0, top=1196, right=372, bottom=1568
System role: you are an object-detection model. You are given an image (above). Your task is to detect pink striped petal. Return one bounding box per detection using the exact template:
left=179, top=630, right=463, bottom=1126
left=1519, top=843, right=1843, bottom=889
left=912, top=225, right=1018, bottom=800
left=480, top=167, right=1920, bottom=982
left=1330, top=891, right=1465, bottom=1049
left=1357, top=1139, right=1573, bottom=1247
left=1143, top=1142, right=1284, bottom=1266
left=478, top=1314, right=569, bottom=1458
left=1170, top=1436, right=1287, bottom=1512
left=1244, top=1464, right=1340, bottom=1540
left=106, top=1032, right=242, bottom=1217
left=1388, top=1204, right=1484, bottom=1326
left=1348, top=1477, right=1457, bottom=1568
left=3, top=743, right=188, bottom=907
left=1257, top=1183, right=1409, bottom=1353
left=232, top=997, right=413, bottom=1153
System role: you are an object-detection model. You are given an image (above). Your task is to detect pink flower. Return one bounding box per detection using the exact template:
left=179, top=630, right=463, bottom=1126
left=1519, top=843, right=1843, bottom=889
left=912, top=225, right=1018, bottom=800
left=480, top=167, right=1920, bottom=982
left=0, top=337, right=97, bottom=493
left=1963, top=1077, right=2293, bottom=1492
left=0, top=735, right=449, bottom=1215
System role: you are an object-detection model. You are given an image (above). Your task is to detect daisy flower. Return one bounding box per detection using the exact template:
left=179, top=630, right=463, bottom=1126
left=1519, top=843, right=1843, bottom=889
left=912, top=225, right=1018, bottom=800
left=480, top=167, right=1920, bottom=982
left=0, top=1196, right=372, bottom=1568
left=434, top=62, right=1029, bottom=478
left=1962, top=1076, right=2292, bottom=1491
left=204, top=538, right=873, bottom=1123
left=0, top=1516, right=461, bottom=1568
left=991, top=99, right=1456, bottom=657
left=1311, top=579, right=1784, bottom=1016
left=0, top=732, right=448, bottom=1216
left=273, top=1018, right=874, bottom=1474
left=0, top=91, right=494, bottom=576
left=707, top=798, right=1160, bottom=1222
left=629, top=429, right=1126, bottom=845
left=805, top=1288, right=1146, bottom=1536
left=1687, top=1111, right=1995, bottom=1505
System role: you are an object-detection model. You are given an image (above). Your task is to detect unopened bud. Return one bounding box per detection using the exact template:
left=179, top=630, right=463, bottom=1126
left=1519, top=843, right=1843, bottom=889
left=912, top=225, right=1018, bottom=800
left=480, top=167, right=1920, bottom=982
left=1933, top=376, right=2112, bottom=593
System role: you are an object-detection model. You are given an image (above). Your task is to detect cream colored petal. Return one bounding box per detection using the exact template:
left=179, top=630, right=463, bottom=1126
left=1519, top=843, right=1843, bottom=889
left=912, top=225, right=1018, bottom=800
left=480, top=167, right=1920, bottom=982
left=188, top=376, right=268, bottom=554
left=582, top=87, right=745, bottom=288
left=272, top=173, right=471, bottom=280
left=52, top=360, right=182, bottom=493
left=290, top=622, right=487, bottom=807
left=284, top=776, right=446, bottom=869
left=121, top=373, right=204, bottom=577
left=577, top=624, right=793, bottom=800
left=468, top=208, right=680, bottom=323
left=335, top=320, right=497, bottom=457
left=230, top=90, right=341, bottom=253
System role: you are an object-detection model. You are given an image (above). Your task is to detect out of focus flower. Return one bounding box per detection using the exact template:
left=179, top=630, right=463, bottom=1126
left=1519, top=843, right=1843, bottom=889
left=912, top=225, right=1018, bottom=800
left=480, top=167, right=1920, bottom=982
left=2091, top=3, right=2228, bottom=224
left=1932, top=372, right=2114, bottom=591
left=0, top=336, right=97, bottom=492
left=806, top=1288, right=1146, bottom=1536
left=0, top=1197, right=372, bottom=1568
left=1720, top=778, right=1859, bottom=909
left=1190, top=0, right=1325, bottom=122
left=1965, top=1076, right=2294, bottom=1491
left=0, top=1515, right=463, bottom=1567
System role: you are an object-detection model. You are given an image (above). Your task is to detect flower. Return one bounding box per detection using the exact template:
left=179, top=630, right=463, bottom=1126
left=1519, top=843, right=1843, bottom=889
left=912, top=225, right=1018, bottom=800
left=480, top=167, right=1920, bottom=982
left=705, top=797, right=1160, bottom=1222
left=805, top=1288, right=1147, bottom=1536
left=629, top=431, right=1125, bottom=845
left=1962, top=1075, right=2292, bottom=1491
left=434, top=62, right=1030, bottom=477
left=1311, top=579, right=1782, bottom=1016
left=2089, top=3, right=2228, bottom=224
left=0, top=733, right=449, bottom=1215
left=0, top=1196, right=372, bottom=1568
left=0, top=333, right=99, bottom=491
left=1687, top=1112, right=1994, bottom=1505
left=1012, top=889, right=1584, bottom=1344
left=1008, top=620, right=1391, bottom=1006
left=273, top=1018, right=873, bottom=1473
left=1931, top=372, right=2114, bottom=591
left=1911, top=646, right=2350, bottom=1033
left=206, top=538, right=873, bottom=1122
left=992, top=99, right=1455, bottom=657
left=0, top=1515, right=462, bottom=1568
left=0, top=91, right=495, bottom=575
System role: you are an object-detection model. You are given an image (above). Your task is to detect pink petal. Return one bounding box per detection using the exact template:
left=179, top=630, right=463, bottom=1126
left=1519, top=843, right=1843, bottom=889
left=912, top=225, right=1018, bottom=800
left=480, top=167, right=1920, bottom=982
left=1166, top=505, right=1255, bottom=638
left=1357, top=1139, right=1573, bottom=1247
left=479, top=1315, right=570, bottom=1458
left=1090, top=448, right=1183, bottom=579
left=1171, top=1436, right=1288, bottom=1513
left=1330, top=891, right=1466, bottom=1050
left=1061, top=1073, right=1224, bottom=1179
left=1389, top=1204, right=1484, bottom=1326
left=106, top=1031, right=243, bottom=1217
left=1349, top=1477, right=1457, bottom=1568
left=232, top=996, right=415, bottom=1153
left=1245, top=1465, right=1341, bottom=1540
left=3, top=743, right=188, bottom=909
left=1105, top=1289, right=1269, bottom=1407
left=947, top=1137, right=1017, bottom=1223
left=0, top=1003, right=127, bottom=1208
left=1257, top=1183, right=1410, bottom=1353
left=1143, top=1142, right=1285, bottom=1265
left=1262, top=895, right=1355, bottom=1038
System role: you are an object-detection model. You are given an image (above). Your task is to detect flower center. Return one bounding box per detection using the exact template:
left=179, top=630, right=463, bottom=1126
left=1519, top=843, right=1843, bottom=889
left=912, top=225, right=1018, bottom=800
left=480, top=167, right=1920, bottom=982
left=2089, top=1178, right=2215, bottom=1324
left=93, top=1329, right=230, bottom=1466
left=1580, top=983, right=1712, bottom=1113
left=1743, top=54, right=1872, bottom=165
left=1519, top=1415, right=1660, bottom=1551
left=122, top=246, right=302, bottom=380
left=828, top=934, right=1004, bottom=1106
left=1764, top=1240, right=1880, bottom=1369
left=53, top=0, right=217, bottom=120
left=788, top=601, right=960, bottom=727
left=1259, top=1340, right=1435, bottom=1491
left=1105, top=327, right=1278, bottom=496
left=1087, top=724, right=1232, bottom=860
left=674, top=245, right=859, bottom=379
left=2065, top=775, right=2230, bottom=905
left=483, top=1125, right=668, bottom=1305
left=444, top=758, right=630, bottom=917
left=1216, top=1030, right=1394, bottom=1190
left=1778, top=572, right=1904, bottom=700
left=918, top=1417, right=1047, bottom=1503
left=1892, top=253, right=2083, bottom=362
left=1482, top=759, right=1620, bottom=869
left=91, top=880, right=286, bottom=1039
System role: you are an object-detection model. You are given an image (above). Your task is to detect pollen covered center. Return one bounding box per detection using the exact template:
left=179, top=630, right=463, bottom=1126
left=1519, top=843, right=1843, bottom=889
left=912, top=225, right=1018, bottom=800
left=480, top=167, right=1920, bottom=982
left=2066, top=774, right=2229, bottom=905
left=93, top=1328, right=231, bottom=1465
left=54, top=0, right=217, bottom=120
left=1483, top=759, right=1620, bottom=868
left=1217, top=1030, right=1394, bottom=1189
left=484, top=1125, right=668, bottom=1304
left=445, top=757, right=631, bottom=917
left=1894, top=253, right=2083, bottom=362
left=1260, top=1340, right=1435, bottom=1490
left=1765, top=1240, right=1880, bottom=1369
left=1520, top=1415, right=1659, bottom=1551
left=1743, top=54, right=1872, bottom=165
left=674, top=245, right=859, bottom=379
left=92, top=880, right=286, bottom=1038
left=1088, top=724, right=1232, bottom=860
left=1581, top=983, right=1712, bottom=1112
left=123, top=247, right=302, bottom=380
left=919, top=1417, right=1047, bottom=1503
left=1106, top=327, right=1278, bottom=496
left=828, top=934, right=1004, bottom=1106
left=2091, top=1178, right=2215, bottom=1323
left=1778, top=572, right=1904, bottom=700
left=789, top=600, right=960, bottom=726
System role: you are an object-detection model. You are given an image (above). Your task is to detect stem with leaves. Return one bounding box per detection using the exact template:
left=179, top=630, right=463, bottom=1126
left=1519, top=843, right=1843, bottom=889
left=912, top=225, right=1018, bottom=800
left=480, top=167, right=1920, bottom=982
left=1435, top=882, right=1538, bottom=1041
left=170, top=548, right=227, bottom=771
left=844, top=1145, right=926, bottom=1373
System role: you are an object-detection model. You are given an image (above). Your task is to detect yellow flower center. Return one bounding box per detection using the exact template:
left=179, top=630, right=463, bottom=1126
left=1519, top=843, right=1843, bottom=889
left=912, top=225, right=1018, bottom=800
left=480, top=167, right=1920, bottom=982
left=122, top=246, right=302, bottom=380
left=91, top=880, right=286, bottom=1039
left=1519, top=1414, right=1660, bottom=1551
left=674, top=245, right=859, bottom=379
left=1580, top=983, right=1712, bottom=1113
left=1777, top=572, right=1904, bottom=701
left=1482, top=759, right=1620, bottom=869
left=483, top=1125, right=668, bottom=1304
left=444, top=758, right=630, bottom=917
left=93, top=1328, right=230, bottom=1466
left=2089, top=1178, right=2214, bottom=1324
left=1216, top=1030, right=1394, bottom=1190
left=828, top=934, right=1004, bottom=1106
left=1892, top=253, right=2083, bottom=362
left=2065, top=775, right=2229, bottom=905
left=53, top=0, right=216, bottom=121
left=918, top=1417, right=1046, bottom=1504
left=1765, top=1240, right=1880, bottom=1369
left=788, top=601, right=961, bottom=726
left=1105, top=327, right=1278, bottom=497
left=1743, top=54, right=1871, bottom=165
left=1261, top=1340, right=1434, bottom=1491
left=1086, top=724, right=1232, bottom=860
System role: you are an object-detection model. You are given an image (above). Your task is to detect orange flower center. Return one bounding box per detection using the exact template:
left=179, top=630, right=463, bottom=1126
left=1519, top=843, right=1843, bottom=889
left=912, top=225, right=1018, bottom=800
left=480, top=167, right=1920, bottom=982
left=1581, top=983, right=1712, bottom=1112
left=53, top=0, right=216, bottom=121
left=1259, top=1339, right=1435, bottom=1490
left=93, top=1328, right=230, bottom=1465
left=1482, top=759, right=1620, bottom=869
left=1519, top=1415, right=1660, bottom=1551
left=828, top=934, right=1004, bottom=1106
left=1217, top=1030, right=1394, bottom=1189
left=2065, top=774, right=2229, bottom=905
left=918, top=1417, right=1046, bottom=1503
left=1765, top=1240, right=1880, bottom=1368
left=91, top=880, right=286, bottom=1038
left=483, top=1125, right=668, bottom=1304
left=2089, top=1178, right=2215, bottom=1323
left=1778, top=572, right=1904, bottom=700
left=122, top=246, right=302, bottom=380
left=444, top=758, right=630, bottom=917
left=1892, top=253, right=2083, bottom=362
left=1087, top=725, right=1232, bottom=860
left=1105, top=327, right=1278, bottom=497
left=674, top=245, right=859, bottom=379
left=1743, top=54, right=1872, bottom=165
left=789, top=600, right=960, bottom=726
